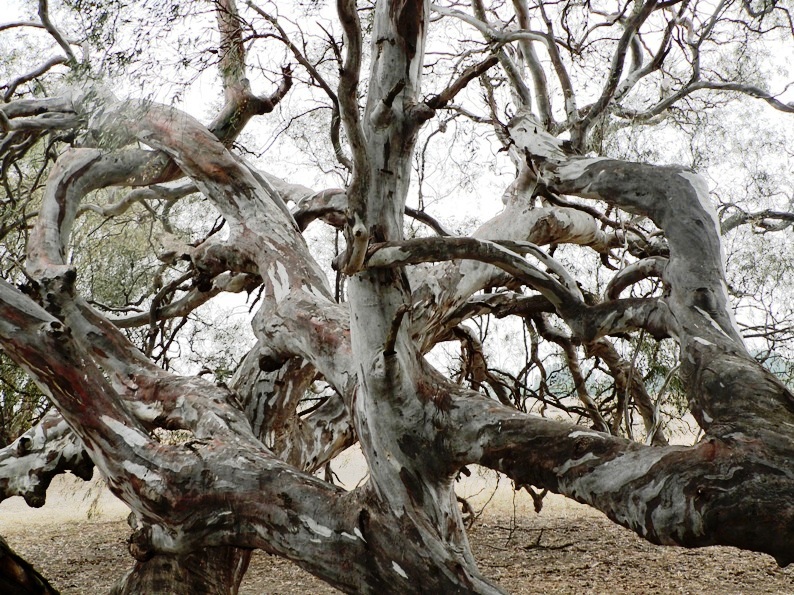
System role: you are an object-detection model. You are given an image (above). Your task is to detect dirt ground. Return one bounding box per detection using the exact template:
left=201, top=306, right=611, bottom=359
left=1, top=471, right=792, bottom=594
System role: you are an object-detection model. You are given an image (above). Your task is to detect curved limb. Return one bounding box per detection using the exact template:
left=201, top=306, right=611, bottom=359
left=447, top=388, right=794, bottom=566
left=0, top=410, right=92, bottom=507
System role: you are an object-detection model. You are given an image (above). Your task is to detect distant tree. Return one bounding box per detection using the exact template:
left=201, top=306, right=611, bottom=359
left=1, top=0, right=793, bottom=592
left=0, top=351, right=48, bottom=447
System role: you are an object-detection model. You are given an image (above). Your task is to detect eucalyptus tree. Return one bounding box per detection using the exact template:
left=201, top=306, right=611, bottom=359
left=1, top=0, right=793, bottom=593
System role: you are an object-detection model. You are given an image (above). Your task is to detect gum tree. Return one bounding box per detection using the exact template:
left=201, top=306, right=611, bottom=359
left=1, top=0, right=793, bottom=592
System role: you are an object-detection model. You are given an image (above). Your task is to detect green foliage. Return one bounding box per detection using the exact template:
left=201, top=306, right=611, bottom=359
left=71, top=209, right=161, bottom=311
left=0, top=351, right=48, bottom=447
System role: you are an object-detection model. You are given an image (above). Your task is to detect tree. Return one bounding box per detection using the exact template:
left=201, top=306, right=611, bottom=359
left=1, top=0, right=793, bottom=592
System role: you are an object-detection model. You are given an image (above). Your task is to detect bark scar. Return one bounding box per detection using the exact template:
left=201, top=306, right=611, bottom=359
left=391, top=0, right=424, bottom=62
left=383, top=304, right=410, bottom=356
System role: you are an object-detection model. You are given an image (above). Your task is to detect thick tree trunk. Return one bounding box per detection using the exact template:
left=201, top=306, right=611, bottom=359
left=111, top=546, right=250, bottom=595
left=337, top=1, right=504, bottom=591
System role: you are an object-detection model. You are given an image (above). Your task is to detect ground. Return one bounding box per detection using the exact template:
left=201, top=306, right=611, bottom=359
left=1, top=461, right=793, bottom=594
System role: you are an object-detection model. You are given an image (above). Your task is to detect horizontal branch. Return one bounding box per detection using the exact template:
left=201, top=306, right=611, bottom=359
left=293, top=191, right=452, bottom=236
left=77, top=182, right=197, bottom=218
left=617, top=80, right=794, bottom=123
left=367, top=236, right=582, bottom=310
left=568, top=298, right=673, bottom=342
left=0, top=21, right=47, bottom=32
left=458, top=292, right=556, bottom=322
left=605, top=256, right=668, bottom=300
left=0, top=111, right=80, bottom=132
left=110, top=272, right=260, bottom=328
left=0, top=97, right=74, bottom=119
left=721, top=208, right=794, bottom=234
left=447, top=391, right=794, bottom=566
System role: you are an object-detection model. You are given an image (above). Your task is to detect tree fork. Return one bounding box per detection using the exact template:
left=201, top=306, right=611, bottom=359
left=343, top=0, right=504, bottom=591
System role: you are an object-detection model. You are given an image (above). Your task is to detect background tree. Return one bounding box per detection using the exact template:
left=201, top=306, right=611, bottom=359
left=0, top=0, right=793, bottom=592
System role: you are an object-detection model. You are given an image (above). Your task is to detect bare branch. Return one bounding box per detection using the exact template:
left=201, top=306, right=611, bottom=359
left=0, top=96, right=74, bottom=119
left=605, top=256, right=668, bottom=300
left=586, top=338, right=669, bottom=445
left=335, top=0, right=367, bottom=177
left=292, top=188, right=348, bottom=230
left=335, top=0, right=371, bottom=275
left=0, top=21, right=46, bottom=33
left=3, top=55, right=68, bottom=102
left=37, top=0, right=77, bottom=64
left=619, top=79, right=794, bottom=122
left=511, top=0, right=554, bottom=128
left=575, top=0, right=660, bottom=146
left=537, top=2, right=578, bottom=130
left=111, top=272, right=259, bottom=329
left=404, top=206, right=452, bottom=236
left=77, top=182, right=197, bottom=218
left=293, top=190, right=454, bottom=238
left=721, top=209, right=794, bottom=234
left=485, top=13, right=535, bottom=107
left=0, top=111, right=80, bottom=131
left=424, top=55, right=500, bottom=112
left=533, top=315, right=611, bottom=432
left=208, top=0, right=294, bottom=142
left=245, top=1, right=353, bottom=171
left=367, top=236, right=582, bottom=310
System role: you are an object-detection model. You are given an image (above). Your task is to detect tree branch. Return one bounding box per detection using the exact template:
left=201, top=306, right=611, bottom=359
left=0, top=410, right=92, bottom=507
left=449, top=391, right=794, bottom=566
left=424, top=55, right=499, bottom=112
left=605, top=256, right=668, bottom=300
left=533, top=315, right=611, bottom=432
left=575, top=0, right=659, bottom=146
left=245, top=1, right=353, bottom=171
left=367, top=236, right=583, bottom=310
left=0, top=21, right=46, bottom=33
left=2, top=55, right=68, bottom=102
left=511, top=0, right=554, bottom=128
left=37, top=0, right=77, bottom=64
left=208, top=0, right=293, bottom=142
left=721, top=208, right=794, bottom=234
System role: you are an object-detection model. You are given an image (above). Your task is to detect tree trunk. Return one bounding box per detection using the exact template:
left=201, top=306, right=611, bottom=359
left=111, top=546, right=250, bottom=595
left=335, top=1, right=504, bottom=591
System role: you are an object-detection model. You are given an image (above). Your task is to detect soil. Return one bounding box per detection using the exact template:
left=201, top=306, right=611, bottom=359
left=1, top=473, right=792, bottom=594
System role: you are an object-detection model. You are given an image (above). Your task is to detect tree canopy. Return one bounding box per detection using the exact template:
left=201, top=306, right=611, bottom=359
left=1, top=0, right=793, bottom=592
